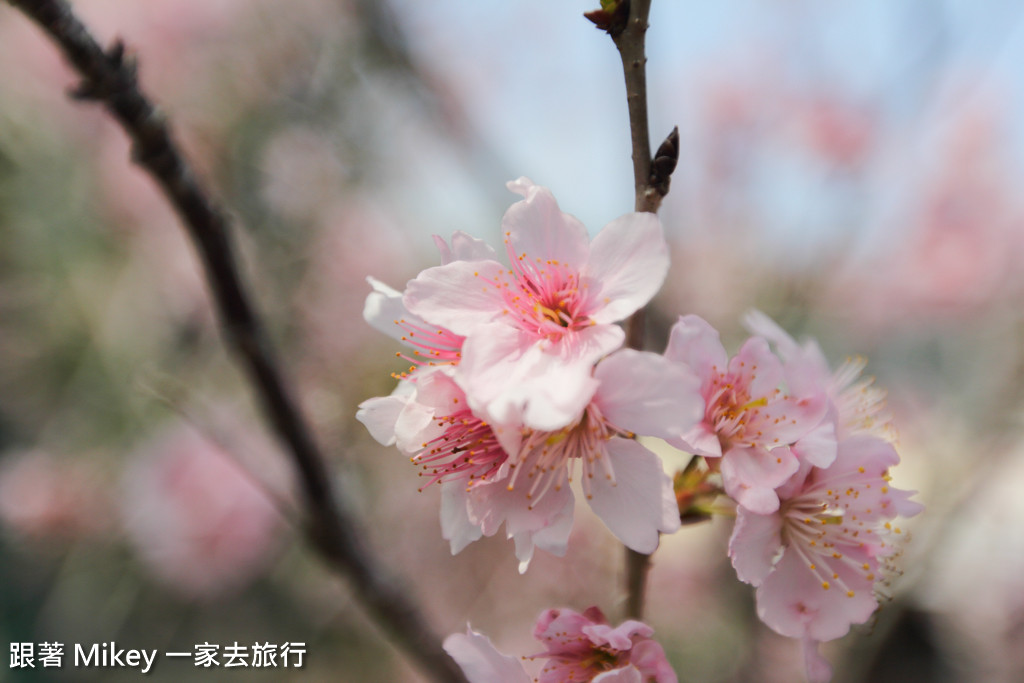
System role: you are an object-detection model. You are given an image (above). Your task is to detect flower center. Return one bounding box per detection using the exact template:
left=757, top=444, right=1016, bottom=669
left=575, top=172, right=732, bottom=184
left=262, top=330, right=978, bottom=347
left=504, top=404, right=629, bottom=509
left=777, top=465, right=904, bottom=598
left=706, top=374, right=764, bottom=448
left=412, top=409, right=506, bottom=491
left=494, top=233, right=594, bottom=341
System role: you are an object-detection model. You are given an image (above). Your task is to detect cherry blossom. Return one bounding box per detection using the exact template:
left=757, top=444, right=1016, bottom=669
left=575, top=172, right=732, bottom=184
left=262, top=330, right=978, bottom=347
left=663, top=315, right=830, bottom=514
left=121, top=423, right=286, bottom=599
left=357, top=349, right=701, bottom=572
left=443, top=607, right=677, bottom=683
left=728, top=435, right=922, bottom=682
left=404, top=177, right=669, bottom=430
left=743, top=310, right=893, bottom=442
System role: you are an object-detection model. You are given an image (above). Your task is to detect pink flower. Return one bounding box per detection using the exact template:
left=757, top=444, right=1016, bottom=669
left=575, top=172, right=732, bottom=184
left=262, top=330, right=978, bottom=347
left=121, top=423, right=286, bottom=599
left=728, top=435, right=922, bottom=681
left=743, top=310, right=893, bottom=442
left=404, top=177, right=669, bottom=431
left=357, top=349, right=701, bottom=572
left=664, top=315, right=830, bottom=514
left=530, top=607, right=677, bottom=683
left=443, top=607, right=677, bottom=683
left=0, top=451, right=112, bottom=540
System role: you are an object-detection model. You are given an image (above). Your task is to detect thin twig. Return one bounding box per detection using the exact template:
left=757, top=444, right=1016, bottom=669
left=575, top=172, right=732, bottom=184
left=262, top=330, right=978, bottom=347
left=592, top=0, right=679, bottom=620
left=616, top=0, right=656, bottom=621
left=613, top=0, right=660, bottom=214
left=3, top=1, right=466, bottom=681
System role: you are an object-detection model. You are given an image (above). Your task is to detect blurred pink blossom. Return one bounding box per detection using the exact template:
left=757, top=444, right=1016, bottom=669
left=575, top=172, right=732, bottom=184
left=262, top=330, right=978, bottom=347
left=444, top=606, right=677, bottom=683
left=120, top=422, right=287, bottom=599
left=0, top=450, right=113, bottom=540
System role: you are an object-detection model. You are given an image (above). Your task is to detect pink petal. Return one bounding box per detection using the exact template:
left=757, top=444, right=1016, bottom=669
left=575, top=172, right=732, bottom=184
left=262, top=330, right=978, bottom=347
left=628, top=640, right=679, bottom=683
left=504, top=177, right=590, bottom=269
left=660, top=470, right=683, bottom=535
left=742, top=309, right=801, bottom=360
left=404, top=259, right=507, bottom=336
left=434, top=230, right=498, bottom=264
left=669, top=423, right=723, bottom=458
left=793, top=419, right=838, bottom=468
left=443, top=630, right=531, bottom=683
left=744, top=393, right=828, bottom=448
left=728, top=507, right=784, bottom=586
left=513, top=504, right=574, bottom=574
left=458, top=323, right=612, bottom=432
left=584, top=620, right=654, bottom=650
left=756, top=549, right=878, bottom=642
left=586, top=439, right=674, bottom=554
left=534, top=608, right=598, bottom=654
left=720, top=445, right=799, bottom=514
left=584, top=212, right=669, bottom=324
left=729, top=337, right=784, bottom=400
left=593, top=349, right=704, bottom=441
left=743, top=310, right=832, bottom=396
left=664, top=315, right=730, bottom=389
left=801, top=638, right=834, bottom=683
left=464, top=475, right=575, bottom=572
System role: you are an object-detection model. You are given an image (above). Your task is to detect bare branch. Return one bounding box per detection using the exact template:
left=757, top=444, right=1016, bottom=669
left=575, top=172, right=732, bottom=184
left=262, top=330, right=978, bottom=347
left=3, top=0, right=466, bottom=680
left=589, top=0, right=679, bottom=621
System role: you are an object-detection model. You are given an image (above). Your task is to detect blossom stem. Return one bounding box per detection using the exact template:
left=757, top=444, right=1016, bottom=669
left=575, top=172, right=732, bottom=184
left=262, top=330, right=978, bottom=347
left=4, top=1, right=466, bottom=681
left=612, top=0, right=658, bottom=213
left=609, top=0, right=660, bottom=620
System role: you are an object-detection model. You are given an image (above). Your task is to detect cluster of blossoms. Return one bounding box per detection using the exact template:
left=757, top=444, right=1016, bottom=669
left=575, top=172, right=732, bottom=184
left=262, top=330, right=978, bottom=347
left=357, top=180, right=920, bottom=682
left=668, top=312, right=922, bottom=681
left=358, top=177, right=703, bottom=571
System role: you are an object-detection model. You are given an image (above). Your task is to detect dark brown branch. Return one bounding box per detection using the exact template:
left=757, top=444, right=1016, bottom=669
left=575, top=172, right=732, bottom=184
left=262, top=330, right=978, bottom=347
left=612, top=0, right=662, bottom=214
left=4, top=1, right=466, bottom=680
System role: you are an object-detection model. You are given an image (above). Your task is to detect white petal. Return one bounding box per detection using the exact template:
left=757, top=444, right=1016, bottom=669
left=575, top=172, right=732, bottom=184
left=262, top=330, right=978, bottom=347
left=660, top=472, right=682, bottom=536
left=440, top=482, right=484, bottom=554
left=593, top=667, right=643, bottom=683
left=363, top=276, right=410, bottom=341
left=355, top=395, right=406, bottom=446
left=669, top=423, right=723, bottom=459
left=443, top=630, right=531, bottom=683
left=585, top=212, right=669, bottom=324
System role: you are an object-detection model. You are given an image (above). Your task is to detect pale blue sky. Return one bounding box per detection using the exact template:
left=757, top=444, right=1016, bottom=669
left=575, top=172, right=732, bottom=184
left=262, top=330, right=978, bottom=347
left=384, top=0, right=1024, bottom=263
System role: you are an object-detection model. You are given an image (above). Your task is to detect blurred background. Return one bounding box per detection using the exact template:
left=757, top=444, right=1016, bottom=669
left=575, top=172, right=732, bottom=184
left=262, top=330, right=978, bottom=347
left=0, top=0, right=1022, bottom=680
